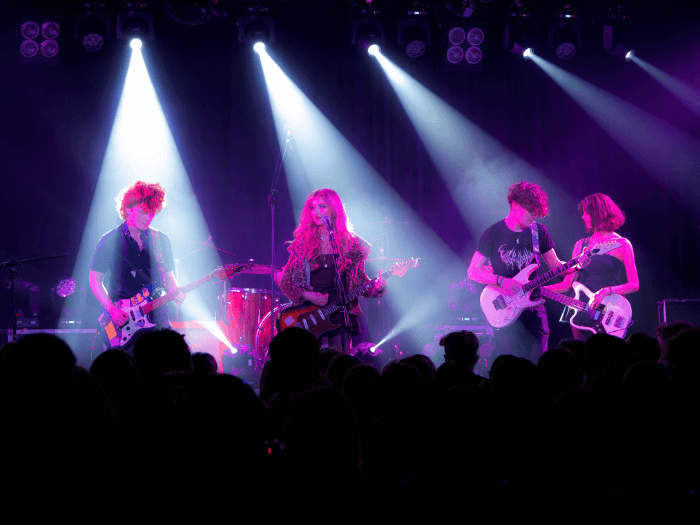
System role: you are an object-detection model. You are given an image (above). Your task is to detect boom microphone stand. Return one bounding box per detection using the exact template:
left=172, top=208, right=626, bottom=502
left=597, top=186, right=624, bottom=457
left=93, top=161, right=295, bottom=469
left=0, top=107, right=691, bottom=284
left=323, top=217, right=350, bottom=354
left=268, top=127, right=293, bottom=343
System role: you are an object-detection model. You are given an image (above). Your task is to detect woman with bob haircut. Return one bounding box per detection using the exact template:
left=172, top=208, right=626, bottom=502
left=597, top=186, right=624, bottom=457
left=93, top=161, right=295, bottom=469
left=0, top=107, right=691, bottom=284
left=278, top=189, right=386, bottom=350
left=545, top=193, right=639, bottom=340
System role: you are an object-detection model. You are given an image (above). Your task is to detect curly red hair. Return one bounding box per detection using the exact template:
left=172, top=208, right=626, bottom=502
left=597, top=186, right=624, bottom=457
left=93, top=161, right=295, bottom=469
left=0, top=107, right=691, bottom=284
left=115, top=181, right=167, bottom=220
left=507, top=181, right=549, bottom=218
left=292, top=189, right=354, bottom=269
left=578, top=193, right=626, bottom=233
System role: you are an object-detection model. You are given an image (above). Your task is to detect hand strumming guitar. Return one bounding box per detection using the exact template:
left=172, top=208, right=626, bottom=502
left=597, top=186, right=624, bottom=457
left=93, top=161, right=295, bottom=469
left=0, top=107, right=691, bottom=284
left=303, top=290, right=329, bottom=307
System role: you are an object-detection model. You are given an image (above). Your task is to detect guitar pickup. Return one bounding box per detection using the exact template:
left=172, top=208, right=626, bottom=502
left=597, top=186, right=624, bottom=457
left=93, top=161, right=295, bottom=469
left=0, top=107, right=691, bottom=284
left=614, top=317, right=626, bottom=328
left=492, top=295, right=507, bottom=311
left=309, top=315, right=317, bottom=326
left=302, top=319, right=309, bottom=330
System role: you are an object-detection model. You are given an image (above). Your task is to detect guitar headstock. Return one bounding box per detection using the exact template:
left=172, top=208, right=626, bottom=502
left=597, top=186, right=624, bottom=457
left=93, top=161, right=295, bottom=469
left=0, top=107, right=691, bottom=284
left=213, top=263, right=248, bottom=281
left=585, top=241, right=622, bottom=257
left=386, top=257, right=421, bottom=278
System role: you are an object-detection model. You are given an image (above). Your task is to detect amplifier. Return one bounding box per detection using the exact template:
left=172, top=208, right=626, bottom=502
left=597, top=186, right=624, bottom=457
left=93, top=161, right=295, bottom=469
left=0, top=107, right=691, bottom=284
left=657, top=299, right=700, bottom=325
left=6, top=328, right=99, bottom=370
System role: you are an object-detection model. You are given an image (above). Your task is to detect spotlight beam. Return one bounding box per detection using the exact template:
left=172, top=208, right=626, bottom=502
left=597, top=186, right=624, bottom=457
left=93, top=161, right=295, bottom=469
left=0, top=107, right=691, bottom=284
left=630, top=55, right=700, bottom=118
left=255, top=48, right=472, bottom=350
left=371, top=52, right=575, bottom=236
left=529, top=53, right=700, bottom=217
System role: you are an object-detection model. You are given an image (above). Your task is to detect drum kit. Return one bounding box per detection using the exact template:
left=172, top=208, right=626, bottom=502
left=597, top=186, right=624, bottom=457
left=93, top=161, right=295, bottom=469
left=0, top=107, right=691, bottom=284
left=218, top=263, right=287, bottom=367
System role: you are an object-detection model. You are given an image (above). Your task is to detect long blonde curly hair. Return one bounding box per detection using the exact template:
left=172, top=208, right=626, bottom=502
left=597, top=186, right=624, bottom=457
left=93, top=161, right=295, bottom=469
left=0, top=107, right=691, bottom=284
left=292, top=189, right=354, bottom=270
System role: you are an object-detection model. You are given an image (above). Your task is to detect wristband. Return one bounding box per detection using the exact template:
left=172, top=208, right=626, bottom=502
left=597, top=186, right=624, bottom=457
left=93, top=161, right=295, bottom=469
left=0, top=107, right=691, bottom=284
left=497, top=276, right=504, bottom=287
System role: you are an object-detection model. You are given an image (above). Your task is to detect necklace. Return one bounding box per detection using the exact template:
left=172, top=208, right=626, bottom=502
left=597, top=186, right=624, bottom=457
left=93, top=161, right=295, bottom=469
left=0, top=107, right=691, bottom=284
left=320, top=234, right=327, bottom=241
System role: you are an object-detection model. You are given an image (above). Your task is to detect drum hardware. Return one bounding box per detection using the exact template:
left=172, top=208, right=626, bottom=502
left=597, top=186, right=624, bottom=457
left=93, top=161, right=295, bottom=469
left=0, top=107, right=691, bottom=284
left=254, top=302, right=292, bottom=363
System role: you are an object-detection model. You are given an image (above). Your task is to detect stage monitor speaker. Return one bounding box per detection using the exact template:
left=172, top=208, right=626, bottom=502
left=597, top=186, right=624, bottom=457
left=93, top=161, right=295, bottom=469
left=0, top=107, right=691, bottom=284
left=657, top=299, right=700, bottom=326
left=5, top=328, right=99, bottom=370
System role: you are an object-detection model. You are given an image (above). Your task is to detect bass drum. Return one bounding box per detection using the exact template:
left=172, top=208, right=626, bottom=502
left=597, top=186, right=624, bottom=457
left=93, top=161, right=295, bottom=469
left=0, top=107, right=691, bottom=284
left=254, top=302, right=292, bottom=362
left=225, top=288, right=279, bottom=347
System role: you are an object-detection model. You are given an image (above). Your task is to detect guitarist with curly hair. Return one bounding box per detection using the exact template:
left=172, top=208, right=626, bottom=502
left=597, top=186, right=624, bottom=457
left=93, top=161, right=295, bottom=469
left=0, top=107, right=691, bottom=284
left=89, top=181, right=186, bottom=351
left=468, top=181, right=569, bottom=363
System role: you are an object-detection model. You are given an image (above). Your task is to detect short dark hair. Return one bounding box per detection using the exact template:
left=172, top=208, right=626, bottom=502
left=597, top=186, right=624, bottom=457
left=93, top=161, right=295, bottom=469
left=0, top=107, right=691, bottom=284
left=439, top=330, right=479, bottom=364
left=577, top=193, right=626, bottom=233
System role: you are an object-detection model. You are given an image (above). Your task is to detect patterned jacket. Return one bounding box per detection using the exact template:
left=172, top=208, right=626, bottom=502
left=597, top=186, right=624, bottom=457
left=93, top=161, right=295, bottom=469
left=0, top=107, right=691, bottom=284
left=279, top=233, right=386, bottom=316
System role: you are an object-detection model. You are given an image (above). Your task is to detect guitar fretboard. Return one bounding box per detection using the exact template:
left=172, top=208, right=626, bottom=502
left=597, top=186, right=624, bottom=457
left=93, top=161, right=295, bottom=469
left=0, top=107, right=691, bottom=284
left=320, top=273, right=396, bottom=317
left=540, top=287, right=604, bottom=314
left=142, top=272, right=216, bottom=314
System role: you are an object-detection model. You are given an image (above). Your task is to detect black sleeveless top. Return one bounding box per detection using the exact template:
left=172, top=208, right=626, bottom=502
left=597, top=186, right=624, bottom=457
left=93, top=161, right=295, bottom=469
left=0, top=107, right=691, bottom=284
left=577, top=237, right=624, bottom=293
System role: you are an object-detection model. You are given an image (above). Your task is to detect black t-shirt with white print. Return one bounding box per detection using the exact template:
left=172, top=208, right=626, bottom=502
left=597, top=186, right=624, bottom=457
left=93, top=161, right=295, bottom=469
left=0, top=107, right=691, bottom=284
left=477, top=220, right=554, bottom=300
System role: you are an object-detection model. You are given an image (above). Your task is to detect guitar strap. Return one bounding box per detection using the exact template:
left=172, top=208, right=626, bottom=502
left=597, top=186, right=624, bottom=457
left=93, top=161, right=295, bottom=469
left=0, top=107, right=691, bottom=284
left=150, top=229, right=168, bottom=288
left=529, top=222, right=540, bottom=264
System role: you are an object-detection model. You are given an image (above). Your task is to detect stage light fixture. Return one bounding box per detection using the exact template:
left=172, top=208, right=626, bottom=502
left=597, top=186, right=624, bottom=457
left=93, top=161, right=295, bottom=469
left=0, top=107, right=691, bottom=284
left=351, top=5, right=385, bottom=52
left=397, top=7, right=431, bottom=59
left=41, top=21, right=60, bottom=40
left=56, top=277, right=77, bottom=298
left=603, top=14, right=634, bottom=62
left=20, top=21, right=40, bottom=40
left=117, top=10, right=155, bottom=41
left=74, top=11, right=111, bottom=53
left=254, top=41, right=266, bottom=53
left=523, top=47, right=534, bottom=59
left=18, top=13, right=62, bottom=65
left=445, top=20, right=487, bottom=72
left=368, top=44, right=380, bottom=56
left=548, top=5, right=581, bottom=61
left=130, top=38, right=143, bottom=50
left=40, top=39, right=59, bottom=58
left=238, top=4, right=275, bottom=46
left=19, top=39, right=39, bottom=58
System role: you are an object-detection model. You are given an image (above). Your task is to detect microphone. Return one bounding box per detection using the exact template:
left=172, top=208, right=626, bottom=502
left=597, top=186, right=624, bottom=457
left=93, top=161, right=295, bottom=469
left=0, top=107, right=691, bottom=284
left=322, top=216, right=333, bottom=234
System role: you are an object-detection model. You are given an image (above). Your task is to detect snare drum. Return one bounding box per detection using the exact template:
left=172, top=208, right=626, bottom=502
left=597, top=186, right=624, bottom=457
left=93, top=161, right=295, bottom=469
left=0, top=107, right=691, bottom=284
left=254, top=302, right=292, bottom=362
left=225, top=288, right=280, bottom=347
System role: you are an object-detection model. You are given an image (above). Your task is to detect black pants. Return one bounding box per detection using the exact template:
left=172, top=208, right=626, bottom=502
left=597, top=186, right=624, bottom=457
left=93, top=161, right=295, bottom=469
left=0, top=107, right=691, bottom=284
left=493, top=304, right=549, bottom=364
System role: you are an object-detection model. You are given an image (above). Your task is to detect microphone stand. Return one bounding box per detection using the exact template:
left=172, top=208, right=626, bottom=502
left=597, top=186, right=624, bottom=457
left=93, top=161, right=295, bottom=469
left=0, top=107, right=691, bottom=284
left=327, top=226, right=350, bottom=354
left=268, top=128, right=292, bottom=349
left=1, top=253, right=67, bottom=342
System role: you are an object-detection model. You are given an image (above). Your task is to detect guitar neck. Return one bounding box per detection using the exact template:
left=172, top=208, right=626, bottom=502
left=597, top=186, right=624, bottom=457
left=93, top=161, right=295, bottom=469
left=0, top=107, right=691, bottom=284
left=142, top=272, right=215, bottom=314
left=523, top=253, right=584, bottom=292
left=539, top=287, right=589, bottom=311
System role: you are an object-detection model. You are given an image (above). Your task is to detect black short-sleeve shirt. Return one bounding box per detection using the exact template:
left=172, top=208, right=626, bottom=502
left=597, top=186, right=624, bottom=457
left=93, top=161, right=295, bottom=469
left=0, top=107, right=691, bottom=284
left=477, top=220, right=554, bottom=297
left=89, top=222, right=175, bottom=301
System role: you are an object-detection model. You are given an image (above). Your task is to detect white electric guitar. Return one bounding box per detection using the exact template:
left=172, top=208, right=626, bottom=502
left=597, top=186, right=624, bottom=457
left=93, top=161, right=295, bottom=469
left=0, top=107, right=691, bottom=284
left=541, top=282, right=632, bottom=338
left=480, top=241, right=621, bottom=329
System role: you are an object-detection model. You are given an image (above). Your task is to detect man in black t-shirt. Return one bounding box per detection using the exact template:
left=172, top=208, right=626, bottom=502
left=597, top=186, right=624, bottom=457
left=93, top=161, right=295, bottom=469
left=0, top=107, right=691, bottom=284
left=89, top=182, right=185, bottom=346
left=467, top=182, right=567, bottom=363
